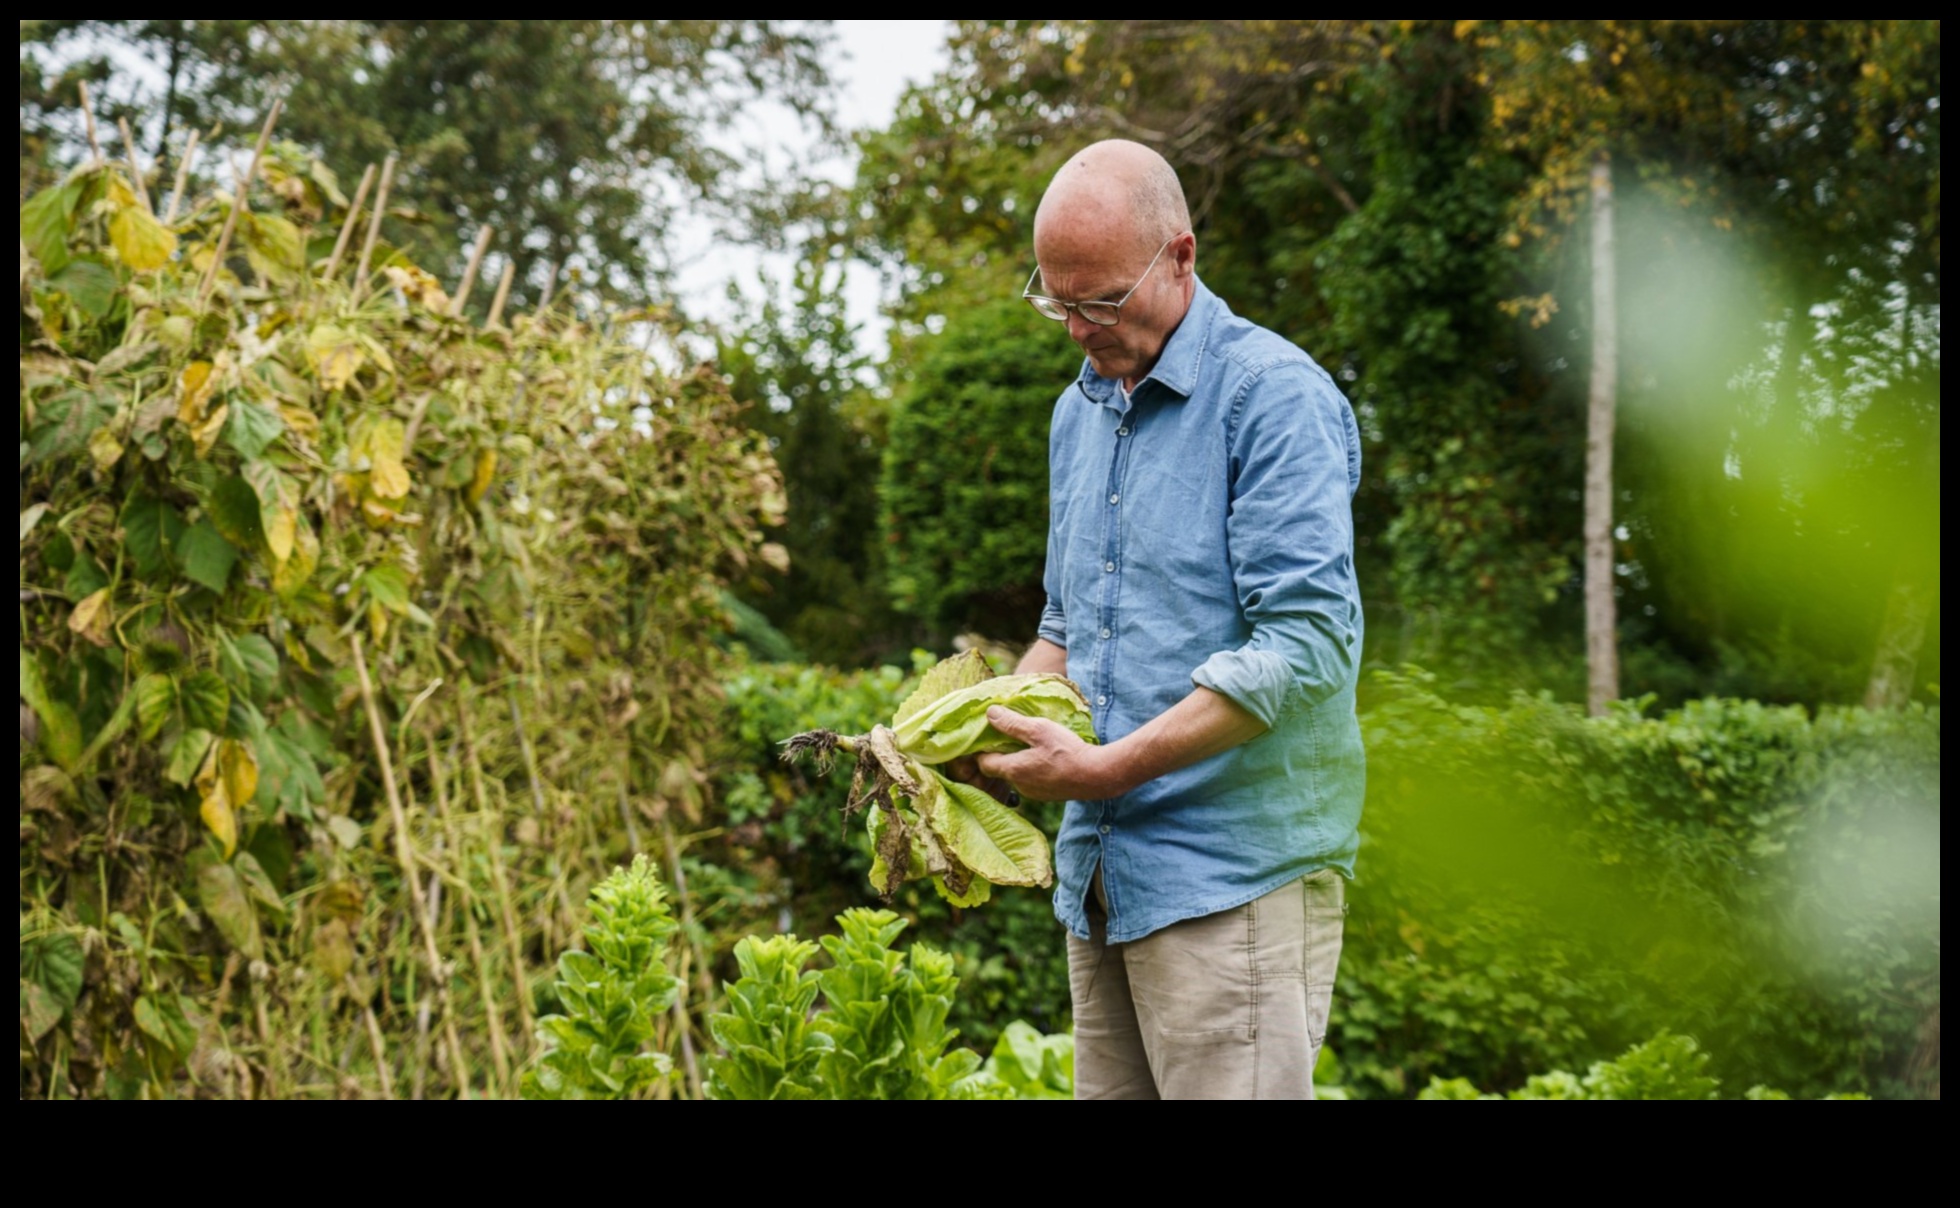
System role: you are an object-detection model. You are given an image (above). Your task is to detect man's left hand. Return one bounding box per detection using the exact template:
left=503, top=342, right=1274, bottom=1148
left=975, top=706, right=1125, bottom=802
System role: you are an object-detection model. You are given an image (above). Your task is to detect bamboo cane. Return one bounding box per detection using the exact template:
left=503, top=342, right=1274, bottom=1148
left=352, top=154, right=399, bottom=301
left=431, top=731, right=513, bottom=1092
left=162, top=128, right=199, bottom=225
left=117, top=117, right=151, bottom=212
left=197, top=98, right=283, bottom=305
left=322, top=162, right=377, bottom=282
left=449, top=224, right=493, bottom=317
left=455, top=699, right=535, bottom=1039
left=486, top=259, right=516, bottom=328
left=346, top=972, right=396, bottom=1099
left=77, top=80, right=102, bottom=164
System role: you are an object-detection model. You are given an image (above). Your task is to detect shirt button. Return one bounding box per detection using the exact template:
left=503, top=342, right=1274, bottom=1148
left=1099, top=627, right=1111, bottom=640
left=1099, top=824, right=1112, bottom=835
left=1103, top=560, right=1115, bottom=573
left=1097, top=694, right=1108, bottom=706
left=1116, top=427, right=1130, bottom=437
left=1108, top=492, right=1120, bottom=505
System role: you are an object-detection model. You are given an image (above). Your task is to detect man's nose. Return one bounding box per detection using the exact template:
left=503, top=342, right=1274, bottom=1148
left=1065, top=310, right=1100, bottom=343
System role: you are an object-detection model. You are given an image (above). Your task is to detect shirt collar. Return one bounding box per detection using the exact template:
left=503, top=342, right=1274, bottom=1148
left=1073, top=278, right=1217, bottom=409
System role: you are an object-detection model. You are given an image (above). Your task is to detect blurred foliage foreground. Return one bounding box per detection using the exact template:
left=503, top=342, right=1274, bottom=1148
left=19, top=125, right=784, bottom=1098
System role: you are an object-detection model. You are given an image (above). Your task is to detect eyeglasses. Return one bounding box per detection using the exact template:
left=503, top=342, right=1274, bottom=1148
left=1023, top=235, right=1180, bottom=327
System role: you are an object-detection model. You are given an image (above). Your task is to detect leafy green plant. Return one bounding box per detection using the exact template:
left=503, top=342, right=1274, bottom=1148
left=783, top=651, right=1091, bottom=905
left=521, top=856, right=681, bottom=1100
left=970, top=1020, right=1075, bottom=1100
left=1418, top=1032, right=1867, bottom=1100
left=704, top=935, right=829, bottom=1101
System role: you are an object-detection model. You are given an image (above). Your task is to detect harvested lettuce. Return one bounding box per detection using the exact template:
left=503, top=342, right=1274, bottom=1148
left=783, top=651, right=1096, bottom=905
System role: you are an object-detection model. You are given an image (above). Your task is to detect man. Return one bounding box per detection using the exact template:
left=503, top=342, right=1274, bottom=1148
left=975, top=140, right=1365, bottom=1100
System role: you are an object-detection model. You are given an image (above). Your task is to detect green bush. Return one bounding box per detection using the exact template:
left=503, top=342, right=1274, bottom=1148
left=1418, top=1031, right=1868, bottom=1100
left=1340, top=677, right=1940, bottom=1099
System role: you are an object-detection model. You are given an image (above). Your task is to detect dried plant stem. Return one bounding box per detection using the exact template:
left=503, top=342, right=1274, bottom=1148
left=352, top=154, right=398, bottom=300
left=346, top=972, right=395, bottom=1099
left=456, top=699, right=534, bottom=1039
left=350, top=632, right=470, bottom=1096
left=486, top=259, right=516, bottom=328
left=78, top=80, right=103, bottom=163
left=197, top=98, right=283, bottom=305
left=431, top=733, right=512, bottom=1093
left=162, top=129, right=199, bottom=226
left=117, top=117, right=151, bottom=212
left=322, top=162, right=377, bottom=281
left=449, top=224, right=494, bottom=317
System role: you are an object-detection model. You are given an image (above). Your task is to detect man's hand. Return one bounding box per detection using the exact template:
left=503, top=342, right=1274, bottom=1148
left=975, top=706, right=1125, bottom=803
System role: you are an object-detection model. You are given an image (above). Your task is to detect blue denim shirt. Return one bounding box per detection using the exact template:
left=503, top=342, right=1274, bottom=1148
left=1040, top=279, right=1365, bottom=943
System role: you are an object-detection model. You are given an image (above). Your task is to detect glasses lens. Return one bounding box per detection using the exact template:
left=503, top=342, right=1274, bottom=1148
left=1027, top=296, right=1069, bottom=322
left=1078, top=302, right=1121, bottom=326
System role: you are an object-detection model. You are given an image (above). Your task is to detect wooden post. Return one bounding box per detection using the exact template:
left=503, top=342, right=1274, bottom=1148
left=486, top=260, right=516, bottom=328
left=162, top=129, right=199, bottom=225
left=352, top=154, right=399, bottom=300
left=1584, top=152, right=1620, bottom=717
left=118, top=117, right=152, bottom=212
left=323, top=162, right=378, bottom=282
left=197, top=99, right=283, bottom=306
left=77, top=80, right=103, bottom=163
left=449, top=224, right=494, bottom=317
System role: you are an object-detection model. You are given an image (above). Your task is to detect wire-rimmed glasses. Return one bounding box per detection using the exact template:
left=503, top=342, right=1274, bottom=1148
left=1023, top=234, right=1180, bottom=327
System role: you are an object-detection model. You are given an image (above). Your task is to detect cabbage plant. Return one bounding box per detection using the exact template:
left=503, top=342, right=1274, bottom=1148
left=783, top=651, right=1095, bottom=905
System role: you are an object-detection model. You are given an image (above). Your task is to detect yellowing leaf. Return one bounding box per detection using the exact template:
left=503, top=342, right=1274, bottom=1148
left=195, top=743, right=237, bottom=857
left=468, top=448, right=498, bottom=505
left=219, top=737, right=259, bottom=813
left=759, top=541, right=791, bottom=573
left=108, top=204, right=178, bottom=272
left=264, top=501, right=297, bottom=562
left=382, top=264, right=450, bottom=313
left=67, top=587, right=114, bottom=647
left=366, top=417, right=411, bottom=500
left=87, top=426, right=125, bottom=473
left=177, top=361, right=217, bottom=426
left=273, top=519, right=319, bottom=597
left=191, top=401, right=230, bottom=458
left=307, top=324, right=366, bottom=392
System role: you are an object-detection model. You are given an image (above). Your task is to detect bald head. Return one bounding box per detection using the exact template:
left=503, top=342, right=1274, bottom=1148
left=1034, top=140, right=1191, bottom=260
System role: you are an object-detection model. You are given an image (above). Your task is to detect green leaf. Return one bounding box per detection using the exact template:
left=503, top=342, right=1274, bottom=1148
left=165, top=727, right=214, bottom=787
left=19, top=180, right=80, bottom=276
left=207, top=476, right=265, bottom=551
left=894, top=649, right=996, bottom=727
left=892, top=673, right=1098, bottom=765
left=133, top=993, right=198, bottom=1058
left=916, top=770, right=1054, bottom=889
left=232, top=851, right=286, bottom=918
left=48, top=257, right=121, bottom=318
left=242, top=212, right=305, bottom=280
left=197, top=861, right=264, bottom=959
left=19, top=930, right=85, bottom=1009
left=363, top=564, right=412, bottom=615
left=219, top=633, right=280, bottom=706
left=63, top=555, right=108, bottom=600
left=178, top=519, right=238, bottom=592
left=181, top=671, right=231, bottom=732
left=21, top=981, right=64, bottom=1042
left=134, top=673, right=176, bottom=741
left=226, top=404, right=285, bottom=461
left=121, top=493, right=186, bottom=578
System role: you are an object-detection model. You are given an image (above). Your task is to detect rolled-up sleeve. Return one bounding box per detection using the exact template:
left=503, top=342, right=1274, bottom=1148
left=1037, top=593, right=1067, bottom=648
left=1190, top=363, right=1361, bottom=728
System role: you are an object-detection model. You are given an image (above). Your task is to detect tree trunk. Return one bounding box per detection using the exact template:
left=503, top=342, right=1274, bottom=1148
left=1864, top=572, right=1933, bottom=709
left=1585, top=153, right=1620, bottom=717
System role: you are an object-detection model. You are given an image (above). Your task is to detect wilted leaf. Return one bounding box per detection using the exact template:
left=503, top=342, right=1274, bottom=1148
left=307, top=324, right=365, bottom=392
left=176, top=361, right=218, bottom=426
left=134, top=993, right=199, bottom=1058
left=242, top=211, right=304, bottom=281
left=66, top=587, right=114, bottom=647
left=365, top=418, right=411, bottom=500
left=190, top=401, right=230, bottom=457
left=20, top=503, right=51, bottom=543
left=86, top=426, right=124, bottom=473
left=468, top=448, right=497, bottom=504
left=219, top=737, right=259, bottom=811
left=25, top=389, right=115, bottom=466
left=108, top=204, right=178, bottom=272
left=232, top=850, right=286, bottom=917
left=21, top=981, right=64, bottom=1042
left=382, top=263, right=449, bottom=313
left=209, top=475, right=265, bottom=551
left=916, top=770, right=1054, bottom=889
left=273, top=518, right=318, bottom=597
left=244, top=460, right=298, bottom=562
left=894, top=649, right=996, bottom=727
left=311, top=918, right=355, bottom=980
left=133, top=673, right=176, bottom=741
left=197, top=860, right=262, bottom=957
left=178, top=520, right=238, bottom=592
left=195, top=743, right=238, bottom=857
left=49, top=259, right=120, bottom=318
left=759, top=541, right=791, bottom=573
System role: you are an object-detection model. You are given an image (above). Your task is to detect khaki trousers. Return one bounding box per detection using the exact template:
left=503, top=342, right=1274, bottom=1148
left=1068, top=869, right=1346, bottom=1100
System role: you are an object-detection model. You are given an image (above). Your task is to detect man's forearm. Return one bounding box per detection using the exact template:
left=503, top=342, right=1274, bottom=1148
left=1017, top=637, right=1068, bottom=675
left=1097, top=686, right=1266, bottom=798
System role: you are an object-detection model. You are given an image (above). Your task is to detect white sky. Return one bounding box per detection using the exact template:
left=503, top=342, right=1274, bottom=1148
left=671, top=20, right=951, bottom=354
